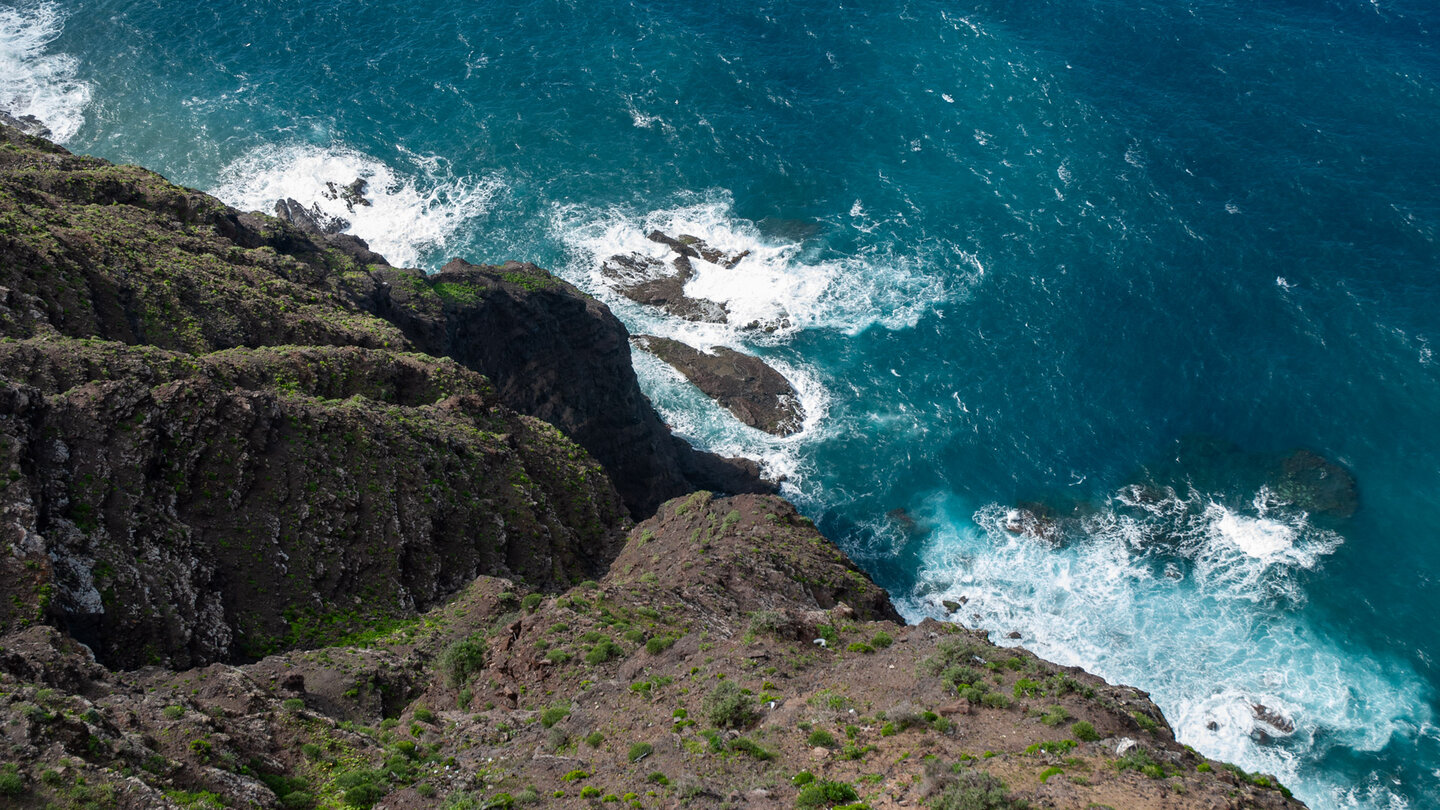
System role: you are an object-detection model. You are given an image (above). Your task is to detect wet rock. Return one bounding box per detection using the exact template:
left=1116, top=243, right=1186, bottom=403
left=273, top=197, right=350, bottom=235
left=322, top=177, right=372, bottom=212
left=1002, top=504, right=1061, bottom=545
left=0, top=110, right=51, bottom=139
left=1252, top=703, right=1296, bottom=735
left=598, top=231, right=752, bottom=324
left=632, top=335, right=805, bottom=436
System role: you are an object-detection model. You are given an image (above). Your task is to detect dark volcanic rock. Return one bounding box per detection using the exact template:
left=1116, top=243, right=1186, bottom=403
left=597, top=230, right=744, bottom=323
left=0, top=340, right=627, bottom=668
left=632, top=334, right=805, bottom=436
left=0, top=110, right=51, bottom=139
left=0, top=120, right=767, bottom=521
left=274, top=197, right=350, bottom=235
left=349, top=259, right=775, bottom=517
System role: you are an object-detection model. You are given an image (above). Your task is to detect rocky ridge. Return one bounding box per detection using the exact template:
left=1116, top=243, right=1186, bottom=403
left=0, top=124, right=1305, bottom=808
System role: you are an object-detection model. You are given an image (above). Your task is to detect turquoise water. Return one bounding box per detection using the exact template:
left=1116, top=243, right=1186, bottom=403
left=5, top=0, right=1439, bottom=804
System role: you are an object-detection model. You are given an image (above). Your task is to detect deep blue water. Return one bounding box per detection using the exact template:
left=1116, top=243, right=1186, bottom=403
left=5, top=0, right=1439, bottom=804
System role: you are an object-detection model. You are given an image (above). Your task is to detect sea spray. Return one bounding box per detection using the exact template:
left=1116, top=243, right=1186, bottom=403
left=214, top=142, right=501, bottom=269
left=0, top=1, right=91, bottom=142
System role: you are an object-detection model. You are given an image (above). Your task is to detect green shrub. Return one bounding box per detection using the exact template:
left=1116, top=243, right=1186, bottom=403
left=282, top=698, right=306, bottom=712
left=871, top=631, right=894, bottom=649
left=645, top=635, right=676, bottom=655
left=1013, top=678, right=1042, bottom=698
left=941, top=665, right=988, bottom=692
left=806, top=729, right=838, bottom=748
left=584, top=731, right=604, bottom=747
left=163, top=704, right=185, bottom=720
left=439, top=635, right=487, bottom=686
left=0, top=764, right=23, bottom=797
left=846, top=642, right=875, bottom=654
left=1115, top=745, right=1163, bottom=778
left=521, top=594, right=543, bottom=612
left=748, top=610, right=787, bottom=636
left=796, top=781, right=858, bottom=808
left=412, top=706, right=436, bottom=724
left=931, top=770, right=1030, bottom=810
left=729, top=737, right=774, bottom=760
left=585, top=639, right=623, bottom=665
left=1039, top=705, right=1070, bottom=726
left=627, top=742, right=653, bottom=762
left=579, top=786, right=601, bottom=798
left=540, top=706, right=571, bottom=728
left=646, top=772, right=669, bottom=786
left=280, top=792, right=314, bottom=809
left=335, top=769, right=388, bottom=809
left=981, top=692, right=1013, bottom=709
left=1072, top=721, right=1100, bottom=741
left=1130, top=711, right=1160, bottom=733
left=702, top=681, right=757, bottom=729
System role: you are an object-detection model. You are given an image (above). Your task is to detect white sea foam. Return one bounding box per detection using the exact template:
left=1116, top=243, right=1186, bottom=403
left=551, top=193, right=959, bottom=337
left=900, top=488, right=1427, bottom=810
left=214, top=143, right=501, bottom=269
left=0, top=1, right=92, bottom=142
left=547, top=193, right=965, bottom=488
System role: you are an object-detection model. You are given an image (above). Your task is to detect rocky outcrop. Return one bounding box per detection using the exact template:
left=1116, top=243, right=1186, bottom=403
left=348, top=258, right=775, bottom=517
left=0, top=338, right=627, bottom=669
left=632, top=334, right=805, bottom=436
left=599, top=230, right=741, bottom=323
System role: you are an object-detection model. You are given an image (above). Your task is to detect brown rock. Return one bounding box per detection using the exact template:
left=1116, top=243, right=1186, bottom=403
left=632, top=335, right=805, bottom=436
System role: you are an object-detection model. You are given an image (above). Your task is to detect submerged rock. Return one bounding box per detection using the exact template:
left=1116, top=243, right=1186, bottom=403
left=1269, top=449, right=1358, bottom=518
left=632, top=334, right=805, bottom=436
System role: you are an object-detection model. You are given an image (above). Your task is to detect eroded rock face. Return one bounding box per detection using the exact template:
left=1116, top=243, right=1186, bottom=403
left=353, top=259, right=776, bottom=517
left=0, top=341, right=627, bottom=669
left=632, top=334, right=806, bottom=436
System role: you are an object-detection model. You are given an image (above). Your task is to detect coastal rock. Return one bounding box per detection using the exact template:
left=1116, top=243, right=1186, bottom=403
left=0, top=121, right=1311, bottom=810
left=632, top=334, right=805, bottom=436
left=274, top=197, right=350, bottom=235
left=597, top=230, right=743, bottom=323
left=0, top=110, right=52, bottom=139
left=353, top=259, right=775, bottom=517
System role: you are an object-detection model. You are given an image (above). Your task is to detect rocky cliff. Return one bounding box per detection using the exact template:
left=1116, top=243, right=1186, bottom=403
left=0, top=124, right=1304, bottom=808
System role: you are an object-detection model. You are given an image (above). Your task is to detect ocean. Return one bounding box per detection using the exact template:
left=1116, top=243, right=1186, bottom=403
left=4, top=0, right=1438, bottom=805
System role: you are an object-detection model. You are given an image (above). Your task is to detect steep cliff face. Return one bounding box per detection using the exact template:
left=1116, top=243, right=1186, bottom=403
left=0, top=338, right=627, bottom=669
left=348, top=258, right=774, bottom=518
